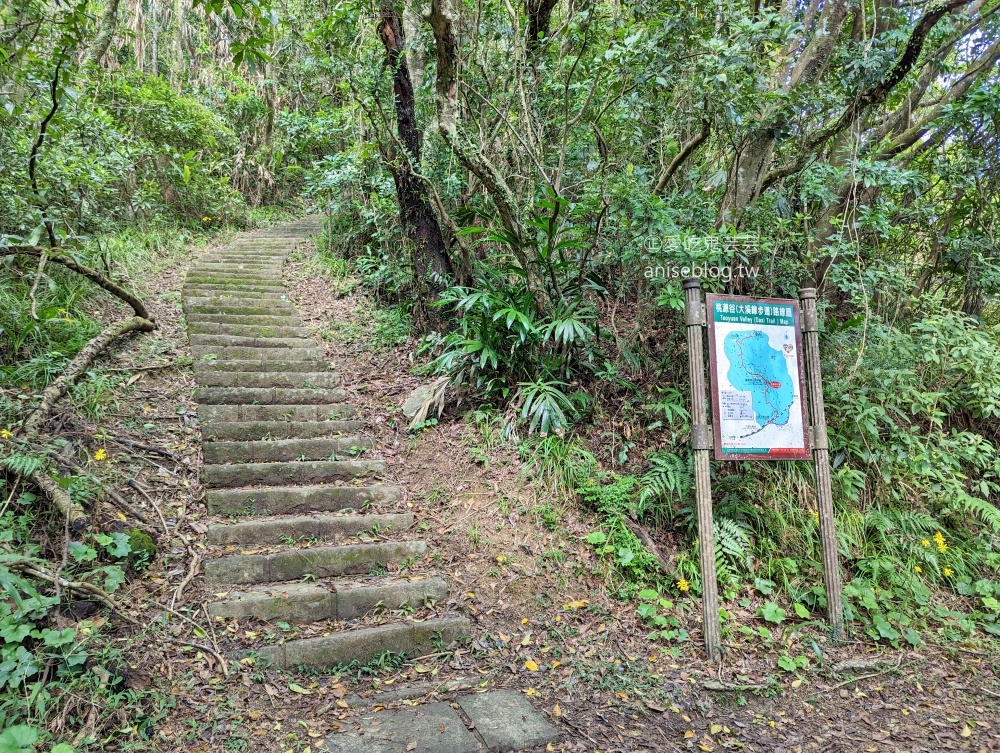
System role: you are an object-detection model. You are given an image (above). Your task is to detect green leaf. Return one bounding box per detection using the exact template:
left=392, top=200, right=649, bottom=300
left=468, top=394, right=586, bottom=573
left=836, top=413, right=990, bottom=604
left=903, top=628, right=923, bottom=647
left=637, top=589, right=658, bottom=601
left=584, top=531, right=606, bottom=545
left=0, top=724, right=39, bottom=752
left=793, top=603, right=810, bottom=619
left=875, top=619, right=899, bottom=641
left=777, top=655, right=797, bottom=671
left=760, top=602, right=786, bottom=624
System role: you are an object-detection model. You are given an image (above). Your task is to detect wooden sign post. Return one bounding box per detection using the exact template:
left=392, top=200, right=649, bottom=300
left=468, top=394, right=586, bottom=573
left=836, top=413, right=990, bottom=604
left=799, top=288, right=844, bottom=637
left=683, top=278, right=722, bottom=661
left=683, top=278, right=844, bottom=660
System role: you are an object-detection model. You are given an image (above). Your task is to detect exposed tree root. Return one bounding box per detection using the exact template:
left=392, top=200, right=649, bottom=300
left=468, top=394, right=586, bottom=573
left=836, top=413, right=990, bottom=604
left=5, top=243, right=156, bottom=528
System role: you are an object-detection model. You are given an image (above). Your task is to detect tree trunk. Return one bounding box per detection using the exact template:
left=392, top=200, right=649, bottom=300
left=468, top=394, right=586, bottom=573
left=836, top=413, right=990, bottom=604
left=378, top=2, right=454, bottom=298
left=85, top=0, right=123, bottom=67
left=525, top=0, right=559, bottom=55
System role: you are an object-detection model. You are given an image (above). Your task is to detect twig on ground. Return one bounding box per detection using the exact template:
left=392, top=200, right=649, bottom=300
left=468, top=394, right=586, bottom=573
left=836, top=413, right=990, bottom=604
left=701, top=680, right=772, bottom=692
left=106, top=434, right=178, bottom=461
left=128, top=479, right=170, bottom=534
left=160, top=638, right=229, bottom=677
left=810, top=656, right=910, bottom=698
left=170, top=547, right=200, bottom=609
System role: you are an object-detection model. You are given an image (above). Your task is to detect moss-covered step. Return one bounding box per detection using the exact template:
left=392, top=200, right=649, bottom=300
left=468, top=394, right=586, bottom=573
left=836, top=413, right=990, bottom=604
left=205, top=511, right=411, bottom=545
left=193, top=387, right=347, bottom=405
left=197, top=403, right=353, bottom=423
left=204, top=482, right=398, bottom=515
left=202, top=458, right=385, bottom=488
left=187, top=323, right=311, bottom=338
left=203, top=540, right=425, bottom=584
left=193, top=359, right=327, bottom=374
left=255, top=617, right=469, bottom=670
left=189, top=346, right=325, bottom=361
left=206, top=576, right=446, bottom=622
left=203, top=436, right=370, bottom=464
left=199, top=418, right=360, bottom=442
left=194, top=371, right=340, bottom=388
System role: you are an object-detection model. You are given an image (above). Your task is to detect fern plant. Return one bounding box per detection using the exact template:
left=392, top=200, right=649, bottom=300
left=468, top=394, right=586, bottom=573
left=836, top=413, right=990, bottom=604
left=637, top=450, right=692, bottom=527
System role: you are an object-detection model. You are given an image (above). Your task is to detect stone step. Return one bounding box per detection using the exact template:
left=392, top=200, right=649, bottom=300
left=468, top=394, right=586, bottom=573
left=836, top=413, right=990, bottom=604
left=255, top=617, right=469, bottom=670
left=193, top=360, right=325, bottom=373
left=207, top=576, right=446, bottom=622
left=192, top=263, right=282, bottom=271
left=183, top=289, right=290, bottom=300
left=186, top=314, right=306, bottom=326
left=187, top=265, right=283, bottom=273
left=188, top=263, right=283, bottom=269
left=206, top=511, right=412, bottom=545
left=183, top=281, right=287, bottom=292
left=194, top=387, right=348, bottom=405
left=204, top=540, right=425, bottom=584
left=210, top=248, right=288, bottom=253
left=190, top=346, right=325, bottom=361
left=188, top=323, right=311, bottom=338
left=184, top=304, right=297, bottom=316
left=187, top=272, right=282, bottom=280
left=189, top=334, right=316, bottom=349
left=200, top=419, right=361, bottom=442
left=194, top=371, right=340, bottom=388
left=203, top=458, right=384, bottom=488
left=198, top=403, right=353, bottom=423
left=194, top=260, right=284, bottom=268
left=205, top=483, right=399, bottom=515
left=203, top=436, right=370, bottom=464
left=183, top=298, right=294, bottom=311
left=185, top=276, right=283, bottom=285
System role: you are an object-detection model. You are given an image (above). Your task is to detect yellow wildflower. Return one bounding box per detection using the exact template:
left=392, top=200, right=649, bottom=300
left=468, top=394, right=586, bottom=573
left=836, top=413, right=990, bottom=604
left=0, top=429, right=12, bottom=440
left=810, top=510, right=819, bottom=522
left=94, top=448, right=108, bottom=461
left=943, top=568, right=953, bottom=577
left=921, top=539, right=930, bottom=547
left=202, top=216, right=211, bottom=222
left=677, top=578, right=690, bottom=593
left=914, top=565, right=922, bottom=573
left=933, top=531, right=947, bottom=552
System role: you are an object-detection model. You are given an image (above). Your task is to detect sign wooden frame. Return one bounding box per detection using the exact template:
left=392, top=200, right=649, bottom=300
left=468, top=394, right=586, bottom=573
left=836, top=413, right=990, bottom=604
left=705, top=293, right=810, bottom=461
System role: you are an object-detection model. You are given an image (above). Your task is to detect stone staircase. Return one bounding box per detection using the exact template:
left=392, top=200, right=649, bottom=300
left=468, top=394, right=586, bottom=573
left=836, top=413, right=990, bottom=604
left=182, top=218, right=468, bottom=672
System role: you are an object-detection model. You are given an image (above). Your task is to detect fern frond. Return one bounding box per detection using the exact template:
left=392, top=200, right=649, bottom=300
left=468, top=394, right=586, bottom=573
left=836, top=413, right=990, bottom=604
left=714, top=516, right=752, bottom=573
left=955, top=493, right=1000, bottom=533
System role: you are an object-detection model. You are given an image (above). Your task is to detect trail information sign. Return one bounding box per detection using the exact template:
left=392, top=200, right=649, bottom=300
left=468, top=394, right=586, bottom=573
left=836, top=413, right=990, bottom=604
left=705, top=294, right=810, bottom=461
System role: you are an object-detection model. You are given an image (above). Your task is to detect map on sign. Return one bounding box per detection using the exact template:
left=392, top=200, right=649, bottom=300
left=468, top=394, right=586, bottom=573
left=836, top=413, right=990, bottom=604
left=706, top=294, right=810, bottom=460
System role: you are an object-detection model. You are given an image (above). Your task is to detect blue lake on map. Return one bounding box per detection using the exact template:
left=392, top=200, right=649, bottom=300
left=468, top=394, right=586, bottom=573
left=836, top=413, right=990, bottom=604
left=723, top=330, right=795, bottom=428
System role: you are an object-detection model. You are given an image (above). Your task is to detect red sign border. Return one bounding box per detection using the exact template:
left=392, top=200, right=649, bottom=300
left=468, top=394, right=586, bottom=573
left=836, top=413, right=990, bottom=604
left=705, top=293, right=811, bottom=462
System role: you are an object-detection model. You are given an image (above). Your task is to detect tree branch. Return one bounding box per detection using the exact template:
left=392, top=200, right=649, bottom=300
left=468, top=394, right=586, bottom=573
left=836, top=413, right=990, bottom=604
left=8, top=246, right=151, bottom=319
left=653, top=118, right=711, bottom=195
left=761, top=0, right=976, bottom=190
